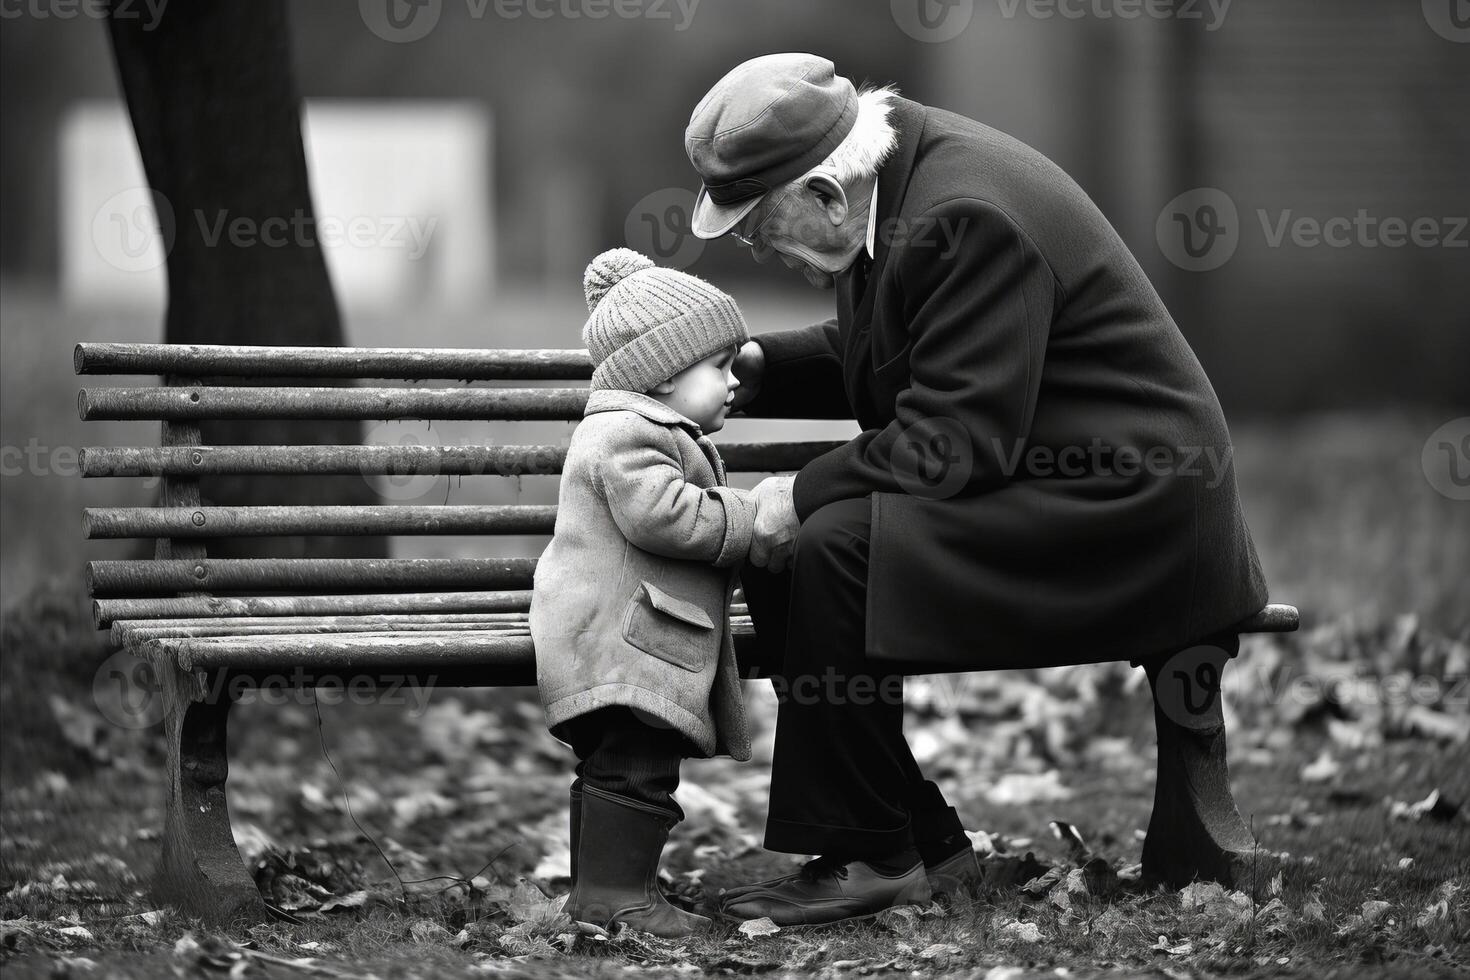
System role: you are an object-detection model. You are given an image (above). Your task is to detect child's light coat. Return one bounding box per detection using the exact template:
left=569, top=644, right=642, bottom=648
left=530, top=389, right=754, bottom=760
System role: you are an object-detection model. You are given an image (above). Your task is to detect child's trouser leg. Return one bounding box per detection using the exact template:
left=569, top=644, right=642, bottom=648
left=561, top=707, right=708, bottom=937
left=564, top=705, right=687, bottom=817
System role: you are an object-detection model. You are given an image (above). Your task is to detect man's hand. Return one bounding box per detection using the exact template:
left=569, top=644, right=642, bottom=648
left=729, top=340, right=765, bottom=412
left=749, top=475, right=799, bottom=572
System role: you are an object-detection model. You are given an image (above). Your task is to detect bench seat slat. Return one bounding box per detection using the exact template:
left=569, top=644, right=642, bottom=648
left=141, top=619, right=760, bottom=672
left=78, top=386, right=591, bottom=422
left=93, top=591, right=533, bottom=627
left=118, top=617, right=535, bottom=645
left=75, top=343, right=595, bottom=380
left=1234, top=603, right=1299, bottom=633
left=88, top=557, right=537, bottom=596
left=78, top=442, right=845, bottom=478
left=85, top=505, right=559, bottom=539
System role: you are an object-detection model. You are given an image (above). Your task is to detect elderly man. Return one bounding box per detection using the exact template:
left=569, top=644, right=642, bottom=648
left=687, top=54, right=1267, bottom=926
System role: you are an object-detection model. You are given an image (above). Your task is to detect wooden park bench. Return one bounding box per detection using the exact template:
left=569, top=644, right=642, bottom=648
left=75, top=342, right=1299, bottom=924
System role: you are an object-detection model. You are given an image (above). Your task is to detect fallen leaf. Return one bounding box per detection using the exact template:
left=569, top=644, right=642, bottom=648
left=738, top=917, right=780, bottom=937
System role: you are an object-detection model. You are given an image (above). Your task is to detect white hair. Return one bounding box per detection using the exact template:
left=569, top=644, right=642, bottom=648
left=816, top=85, right=899, bottom=186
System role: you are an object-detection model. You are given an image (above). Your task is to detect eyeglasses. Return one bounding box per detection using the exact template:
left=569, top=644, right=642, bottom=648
left=728, top=188, right=791, bottom=248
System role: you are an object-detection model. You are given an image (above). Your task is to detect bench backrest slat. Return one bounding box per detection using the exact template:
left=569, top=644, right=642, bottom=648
left=77, top=441, right=845, bottom=477
left=93, top=590, right=534, bottom=628
left=75, top=342, right=595, bottom=380
left=85, top=504, right=559, bottom=539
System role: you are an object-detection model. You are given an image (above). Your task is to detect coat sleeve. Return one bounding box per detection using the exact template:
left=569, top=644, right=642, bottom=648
left=791, top=199, right=1055, bottom=520
left=595, top=419, right=753, bottom=568
left=741, top=318, right=851, bottom=419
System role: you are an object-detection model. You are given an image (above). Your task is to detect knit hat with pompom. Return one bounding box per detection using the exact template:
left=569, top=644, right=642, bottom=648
left=581, top=248, right=749, bottom=392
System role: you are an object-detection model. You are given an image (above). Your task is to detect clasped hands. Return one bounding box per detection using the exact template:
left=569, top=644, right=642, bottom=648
left=729, top=339, right=799, bottom=572
left=747, top=475, right=799, bottom=572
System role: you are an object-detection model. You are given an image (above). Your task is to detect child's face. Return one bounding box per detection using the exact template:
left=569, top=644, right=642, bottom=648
left=648, top=346, right=741, bottom=432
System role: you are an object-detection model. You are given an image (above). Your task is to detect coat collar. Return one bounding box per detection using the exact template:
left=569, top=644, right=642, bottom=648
left=849, top=96, right=928, bottom=325
left=584, top=388, right=704, bottom=436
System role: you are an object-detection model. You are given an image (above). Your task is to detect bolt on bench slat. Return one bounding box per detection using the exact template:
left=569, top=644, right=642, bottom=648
left=77, top=441, right=846, bottom=477
left=75, top=343, right=595, bottom=380
left=78, top=386, right=592, bottom=421
left=93, top=590, right=535, bottom=627
left=87, top=557, right=537, bottom=596
left=84, top=504, right=559, bottom=538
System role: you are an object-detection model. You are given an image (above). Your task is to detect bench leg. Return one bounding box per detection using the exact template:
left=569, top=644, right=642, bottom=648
left=153, top=665, right=266, bottom=924
left=1139, top=636, right=1259, bottom=889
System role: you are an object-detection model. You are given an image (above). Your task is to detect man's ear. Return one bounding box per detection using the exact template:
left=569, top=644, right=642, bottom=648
left=803, top=171, right=848, bottom=226
left=647, top=379, right=677, bottom=395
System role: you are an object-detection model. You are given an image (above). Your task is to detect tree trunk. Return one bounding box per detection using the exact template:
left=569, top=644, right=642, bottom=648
left=106, top=0, right=384, bottom=561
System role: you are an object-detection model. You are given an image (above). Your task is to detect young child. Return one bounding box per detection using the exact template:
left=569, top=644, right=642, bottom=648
left=530, top=248, right=755, bottom=938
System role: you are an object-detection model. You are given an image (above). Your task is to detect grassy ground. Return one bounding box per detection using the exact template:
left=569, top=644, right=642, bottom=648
left=2, top=413, right=1467, bottom=978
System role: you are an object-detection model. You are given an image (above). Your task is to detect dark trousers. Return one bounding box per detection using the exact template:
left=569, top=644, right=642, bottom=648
left=560, top=706, right=689, bottom=820
left=740, top=497, right=965, bottom=860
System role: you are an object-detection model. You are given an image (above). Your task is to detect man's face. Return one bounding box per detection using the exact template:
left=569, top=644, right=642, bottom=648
left=730, top=173, right=870, bottom=290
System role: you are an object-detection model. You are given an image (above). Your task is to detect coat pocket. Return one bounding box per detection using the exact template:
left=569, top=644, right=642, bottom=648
left=622, top=580, right=715, bottom=672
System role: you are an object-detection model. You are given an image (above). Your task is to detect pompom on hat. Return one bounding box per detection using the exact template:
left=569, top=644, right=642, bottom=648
left=581, top=248, right=749, bottom=393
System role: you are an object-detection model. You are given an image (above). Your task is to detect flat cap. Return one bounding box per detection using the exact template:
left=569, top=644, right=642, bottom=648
left=685, top=53, right=859, bottom=239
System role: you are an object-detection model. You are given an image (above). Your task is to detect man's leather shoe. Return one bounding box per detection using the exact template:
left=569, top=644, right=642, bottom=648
left=924, top=847, right=983, bottom=899
left=721, top=848, right=981, bottom=905
left=721, top=856, right=931, bottom=927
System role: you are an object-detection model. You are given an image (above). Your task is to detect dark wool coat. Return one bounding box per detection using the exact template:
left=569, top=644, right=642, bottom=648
left=745, top=96, right=1269, bottom=671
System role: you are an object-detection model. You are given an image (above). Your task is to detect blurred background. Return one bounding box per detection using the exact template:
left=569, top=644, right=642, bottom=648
left=1, top=2, right=1466, bottom=623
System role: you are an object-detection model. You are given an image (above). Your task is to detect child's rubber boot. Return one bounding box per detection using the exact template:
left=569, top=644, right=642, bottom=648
left=564, top=786, right=710, bottom=939
left=569, top=782, right=583, bottom=884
